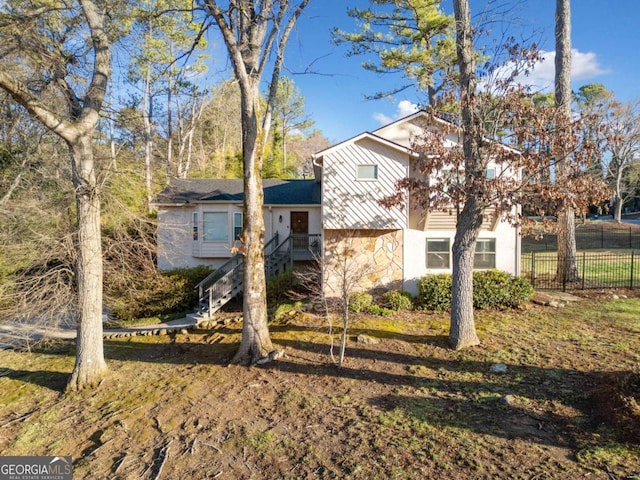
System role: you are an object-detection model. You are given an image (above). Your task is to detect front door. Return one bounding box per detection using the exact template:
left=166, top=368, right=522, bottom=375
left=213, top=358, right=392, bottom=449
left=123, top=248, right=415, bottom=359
left=290, top=211, right=308, bottom=249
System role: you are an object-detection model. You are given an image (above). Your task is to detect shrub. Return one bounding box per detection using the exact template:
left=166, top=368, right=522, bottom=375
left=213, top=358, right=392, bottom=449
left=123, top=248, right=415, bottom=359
left=349, top=292, right=373, bottom=313
left=502, top=276, right=534, bottom=308
left=367, top=304, right=395, bottom=316
left=416, top=274, right=452, bottom=311
left=272, top=301, right=304, bottom=320
left=267, top=269, right=298, bottom=303
left=383, top=290, right=413, bottom=311
left=472, top=270, right=534, bottom=309
left=416, top=271, right=534, bottom=311
left=472, top=270, right=511, bottom=309
left=107, top=265, right=212, bottom=321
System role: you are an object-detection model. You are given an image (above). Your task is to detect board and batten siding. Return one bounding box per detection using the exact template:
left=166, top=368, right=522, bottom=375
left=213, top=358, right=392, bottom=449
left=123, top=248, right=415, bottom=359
left=322, top=138, right=408, bottom=229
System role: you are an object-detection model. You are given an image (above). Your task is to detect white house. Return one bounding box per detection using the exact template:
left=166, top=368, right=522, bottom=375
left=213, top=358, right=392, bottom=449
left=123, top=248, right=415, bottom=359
left=153, top=111, right=520, bottom=311
left=312, top=111, right=519, bottom=296
left=154, top=178, right=322, bottom=271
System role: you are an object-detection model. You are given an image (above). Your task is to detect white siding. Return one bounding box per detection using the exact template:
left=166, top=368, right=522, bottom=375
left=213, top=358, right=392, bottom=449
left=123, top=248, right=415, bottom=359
left=374, top=116, right=460, bottom=149
left=322, top=138, right=408, bottom=229
left=157, top=204, right=321, bottom=271
left=374, top=116, right=428, bottom=148
left=402, top=217, right=519, bottom=296
left=266, top=207, right=322, bottom=242
left=156, top=207, right=227, bottom=270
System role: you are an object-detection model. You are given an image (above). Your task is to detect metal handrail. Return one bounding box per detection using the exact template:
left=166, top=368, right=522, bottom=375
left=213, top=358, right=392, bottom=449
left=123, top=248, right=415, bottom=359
left=196, top=253, right=242, bottom=303
left=195, top=232, right=280, bottom=296
left=195, top=232, right=320, bottom=317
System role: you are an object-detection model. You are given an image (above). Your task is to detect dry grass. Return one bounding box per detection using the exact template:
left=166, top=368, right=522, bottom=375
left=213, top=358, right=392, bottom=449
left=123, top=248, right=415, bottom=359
left=0, top=296, right=638, bottom=479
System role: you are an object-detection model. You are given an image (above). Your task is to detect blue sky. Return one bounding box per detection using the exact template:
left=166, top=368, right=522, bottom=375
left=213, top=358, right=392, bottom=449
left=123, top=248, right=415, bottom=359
left=268, top=0, right=640, bottom=143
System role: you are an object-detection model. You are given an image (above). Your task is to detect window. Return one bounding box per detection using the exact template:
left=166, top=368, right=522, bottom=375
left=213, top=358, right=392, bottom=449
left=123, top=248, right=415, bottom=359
left=474, top=238, right=496, bottom=269
left=203, top=212, right=228, bottom=241
left=357, top=164, right=378, bottom=180
left=485, top=168, right=496, bottom=179
left=233, top=212, right=243, bottom=240
left=192, top=212, right=199, bottom=241
left=426, top=238, right=450, bottom=269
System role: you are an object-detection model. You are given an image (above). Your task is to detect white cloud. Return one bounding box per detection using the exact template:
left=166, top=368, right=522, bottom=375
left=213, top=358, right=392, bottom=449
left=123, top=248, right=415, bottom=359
left=373, top=112, right=393, bottom=125
left=373, top=100, right=420, bottom=126
left=492, top=49, right=609, bottom=93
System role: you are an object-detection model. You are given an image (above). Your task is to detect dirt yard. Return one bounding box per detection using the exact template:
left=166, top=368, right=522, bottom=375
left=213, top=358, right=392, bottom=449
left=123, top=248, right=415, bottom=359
left=0, top=296, right=638, bottom=479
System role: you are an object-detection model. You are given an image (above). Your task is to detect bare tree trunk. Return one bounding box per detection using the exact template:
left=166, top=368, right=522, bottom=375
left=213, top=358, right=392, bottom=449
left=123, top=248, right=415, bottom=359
left=108, top=77, right=117, bottom=171
left=204, top=0, right=310, bottom=364
left=338, top=309, right=348, bottom=367
left=450, top=0, right=481, bottom=350
left=166, top=55, right=174, bottom=183
left=0, top=0, right=110, bottom=391
left=555, top=0, right=579, bottom=282
left=67, top=136, right=107, bottom=390
left=0, top=156, right=28, bottom=206
left=450, top=200, right=482, bottom=349
left=142, top=19, right=154, bottom=210
left=613, top=169, right=624, bottom=222
left=232, top=86, right=273, bottom=364
left=613, top=195, right=623, bottom=223
left=143, top=73, right=154, bottom=210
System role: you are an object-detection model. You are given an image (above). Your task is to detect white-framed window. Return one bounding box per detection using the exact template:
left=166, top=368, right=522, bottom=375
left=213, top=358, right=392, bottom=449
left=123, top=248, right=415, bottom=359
left=357, top=164, right=378, bottom=180
left=485, top=168, right=496, bottom=179
left=192, top=212, right=199, bottom=241
left=426, top=238, right=450, bottom=269
left=233, top=212, right=243, bottom=240
left=474, top=238, right=496, bottom=269
left=203, top=212, right=228, bottom=242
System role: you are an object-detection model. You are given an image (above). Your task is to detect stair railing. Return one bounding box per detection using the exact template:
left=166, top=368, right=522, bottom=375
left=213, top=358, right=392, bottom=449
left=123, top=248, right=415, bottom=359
left=195, top=232, right=320, bottom=319
left=266, top=235, right=293, bottom=280
left=195, top=232, right=283, bottom=317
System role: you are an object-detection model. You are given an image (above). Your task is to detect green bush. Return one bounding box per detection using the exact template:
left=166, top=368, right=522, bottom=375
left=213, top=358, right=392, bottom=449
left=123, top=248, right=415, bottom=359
left=502, top=276, right=535, bottom=308
left=416, top=270, right=534, bottom=311
left=472, top=270, right=511, bottom=309
left=416, top=274, right=452, bottom=311
left=108, top=265, right=212, bottom=321
left=349, top=292, right=373, bottom=313
left=383, top=290, right=413, bottom=311
left=267, top=269, right=298, bottom=304
left=367, top=304, right=395, bottom=316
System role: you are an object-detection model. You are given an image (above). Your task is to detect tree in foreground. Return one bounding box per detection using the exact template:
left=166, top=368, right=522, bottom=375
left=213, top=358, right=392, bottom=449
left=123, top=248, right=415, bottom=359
left=554, top=0, right=579, bottom=282
left=0, top=0, right=111, bottom=389
left=202, top=0, right=311, bottom=364
left=383, top=0, right=608, bottom=350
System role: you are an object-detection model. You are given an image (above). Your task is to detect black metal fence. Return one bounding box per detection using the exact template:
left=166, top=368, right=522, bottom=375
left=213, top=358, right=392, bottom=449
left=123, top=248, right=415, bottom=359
left=522, top=251, right=640, bottom=291
left=522, top=226, right=640, bottom=252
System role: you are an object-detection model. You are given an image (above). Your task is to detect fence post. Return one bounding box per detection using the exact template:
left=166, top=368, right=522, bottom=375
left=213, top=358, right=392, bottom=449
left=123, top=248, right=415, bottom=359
left=581, top=251, right=586, bottom=290
left=530, top=252, right=536, bottom=289
left=631, top=251, right=635, bottom=290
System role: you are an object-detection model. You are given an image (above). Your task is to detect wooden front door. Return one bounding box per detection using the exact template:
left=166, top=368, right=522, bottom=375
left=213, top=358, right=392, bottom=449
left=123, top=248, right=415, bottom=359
left=290, top=211, right=308, bottom=249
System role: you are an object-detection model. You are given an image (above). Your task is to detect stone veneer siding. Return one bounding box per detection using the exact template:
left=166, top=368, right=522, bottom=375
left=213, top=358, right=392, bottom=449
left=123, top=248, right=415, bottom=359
left=323, top=229, right=403, bottom=297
